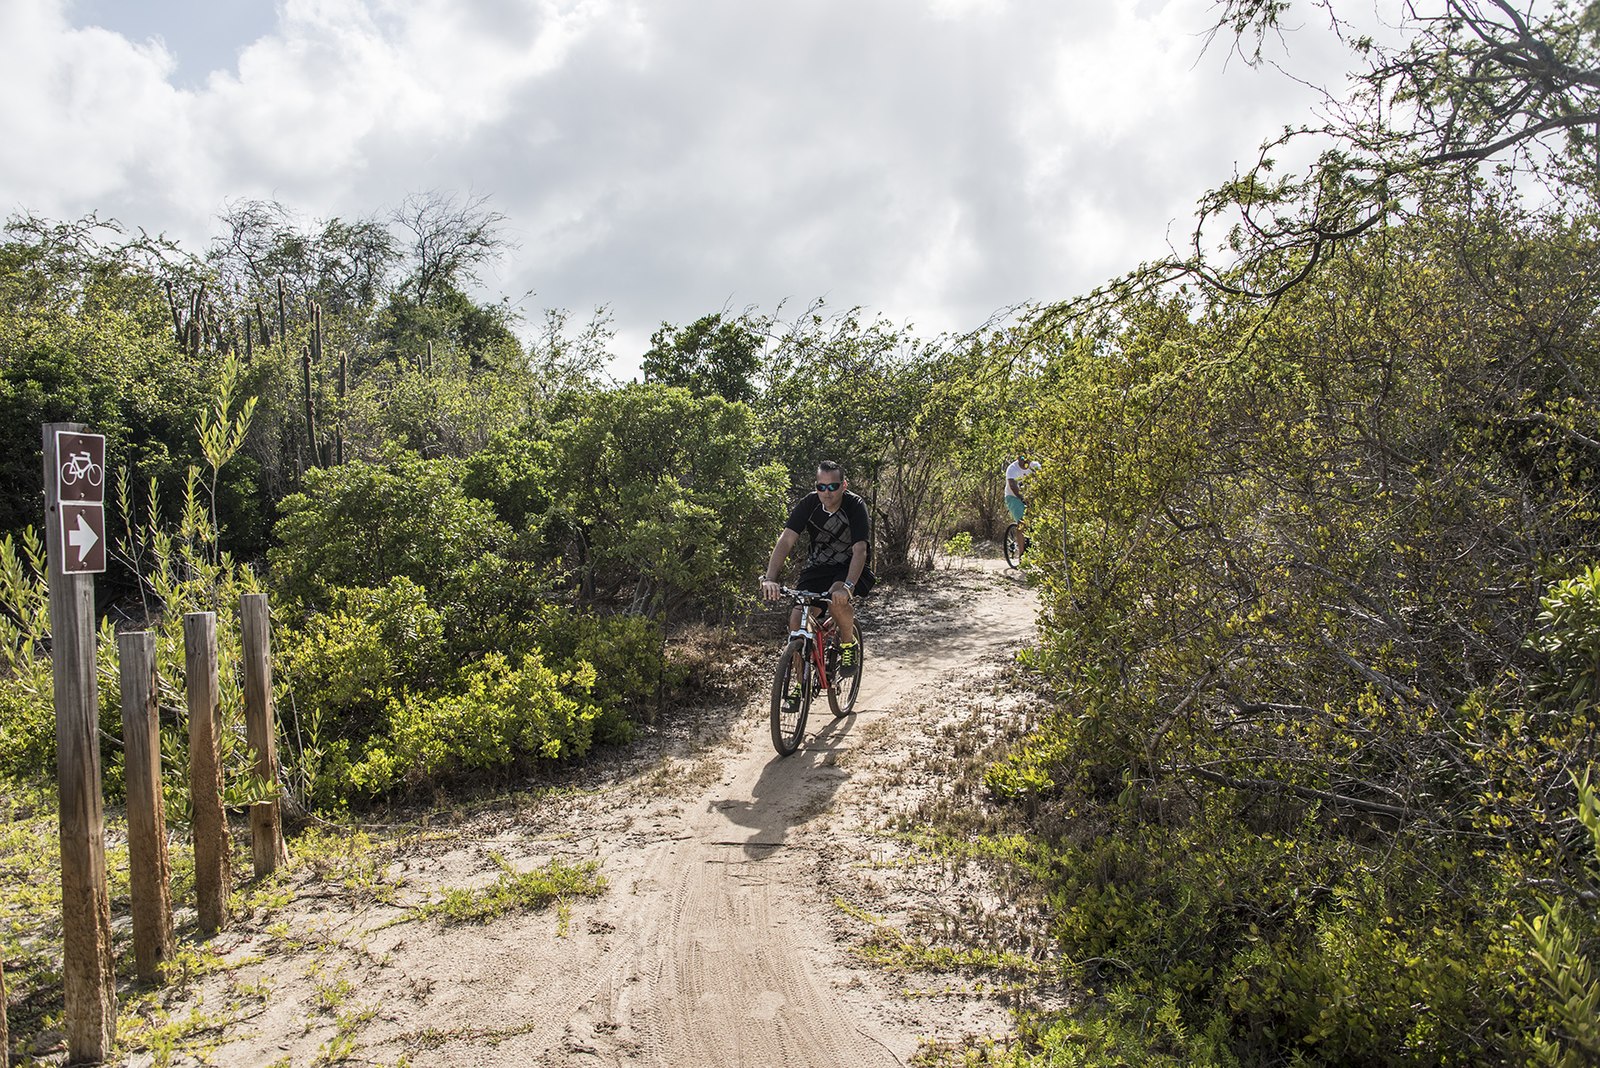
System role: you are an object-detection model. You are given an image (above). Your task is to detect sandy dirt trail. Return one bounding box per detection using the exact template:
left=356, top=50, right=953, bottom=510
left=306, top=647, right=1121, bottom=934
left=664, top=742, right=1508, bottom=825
left=186, top=560, right=1035, bottom=1068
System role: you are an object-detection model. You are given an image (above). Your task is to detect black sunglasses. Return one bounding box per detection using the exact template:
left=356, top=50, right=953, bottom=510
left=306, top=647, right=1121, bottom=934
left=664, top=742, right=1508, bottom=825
left=815, top=481, right=842, bottom=492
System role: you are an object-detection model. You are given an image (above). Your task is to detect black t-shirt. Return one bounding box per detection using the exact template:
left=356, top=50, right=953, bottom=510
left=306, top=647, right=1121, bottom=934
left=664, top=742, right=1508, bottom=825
left=785, top=491, right=870, bottom=570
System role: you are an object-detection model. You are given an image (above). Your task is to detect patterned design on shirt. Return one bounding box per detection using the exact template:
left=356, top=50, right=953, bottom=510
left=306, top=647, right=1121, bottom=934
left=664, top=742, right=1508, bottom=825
left=785, top=491, right=871, bottom=569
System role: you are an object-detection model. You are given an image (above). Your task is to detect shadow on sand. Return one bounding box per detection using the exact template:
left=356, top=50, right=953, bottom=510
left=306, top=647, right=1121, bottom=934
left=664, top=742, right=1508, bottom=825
left=711, top=710, right=862, bottom=860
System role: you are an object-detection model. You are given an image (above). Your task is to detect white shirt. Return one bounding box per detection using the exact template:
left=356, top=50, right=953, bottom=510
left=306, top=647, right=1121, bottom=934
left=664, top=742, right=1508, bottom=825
left=1004, top=459, right=1039, bottom=498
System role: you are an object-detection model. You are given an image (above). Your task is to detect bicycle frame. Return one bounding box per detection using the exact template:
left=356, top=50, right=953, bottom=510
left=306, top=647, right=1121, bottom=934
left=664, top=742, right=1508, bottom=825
left=788, top=597, right=838, bottom=694
left=771, top=586, right=864, bottom=754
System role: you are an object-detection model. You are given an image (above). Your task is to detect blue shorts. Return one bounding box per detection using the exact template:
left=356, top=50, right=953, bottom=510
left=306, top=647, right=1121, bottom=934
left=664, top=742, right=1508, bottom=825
left=1005, top=495, right=1026, bottom=523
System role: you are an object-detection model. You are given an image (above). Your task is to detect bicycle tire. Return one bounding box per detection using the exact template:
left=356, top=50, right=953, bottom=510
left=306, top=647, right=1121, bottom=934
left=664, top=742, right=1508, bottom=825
left=770, top=636, right=812, bottom=756
left=826, top=626, right=865, bottom=718
left=61, top=463, right=78, bottom=486
left=1003, top=523, right=1023, bottom=567
left=86, top=462, right=102, bottom=487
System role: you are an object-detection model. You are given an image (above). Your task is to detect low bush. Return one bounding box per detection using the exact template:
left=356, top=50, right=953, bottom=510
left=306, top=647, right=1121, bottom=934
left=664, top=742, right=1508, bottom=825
left=943, top=531, right=975, bottom=558
left=346, top=650, right=607, bottom=797
left=534, top=609, right=683, bottom=720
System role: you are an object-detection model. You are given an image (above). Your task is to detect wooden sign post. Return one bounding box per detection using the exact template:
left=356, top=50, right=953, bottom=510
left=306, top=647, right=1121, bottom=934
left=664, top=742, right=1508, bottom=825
left=184, top=612, right=231, bottom=936
left=240, top=594, right=288, bottom=876
left=42, top=422, right=115, bottom=1060
left=2, top=949, right=10, bottom=1068
left=118, top=631, right=173, bottom=983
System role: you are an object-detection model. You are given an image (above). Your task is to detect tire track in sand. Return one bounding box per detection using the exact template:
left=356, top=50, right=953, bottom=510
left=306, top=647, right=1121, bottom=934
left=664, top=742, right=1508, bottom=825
left=558, top=561, right=1036, bottom=1067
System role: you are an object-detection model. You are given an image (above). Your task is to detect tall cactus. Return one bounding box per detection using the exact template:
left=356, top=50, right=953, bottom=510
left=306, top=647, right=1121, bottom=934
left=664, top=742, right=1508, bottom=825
left=301, top=343, right=318, bottom=470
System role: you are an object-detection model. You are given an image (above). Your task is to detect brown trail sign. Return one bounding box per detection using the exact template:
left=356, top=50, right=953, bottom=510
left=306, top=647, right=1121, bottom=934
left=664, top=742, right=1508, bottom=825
left=53, top=429, right=106, bottom=576
left=42, top=422, right=115, bottom=1061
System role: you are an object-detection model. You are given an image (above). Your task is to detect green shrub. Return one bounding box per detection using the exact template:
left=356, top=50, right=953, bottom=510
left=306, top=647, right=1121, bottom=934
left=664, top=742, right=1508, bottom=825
left=461, top=429, right=557, bottom=530
left=0, top=668, right=53, bottom=782
left=278, top=578, right=446, bottom=742
left=1530, top=564, right=1600, bottom=711
left=973, top=765, right=1535, bottom=1067
left=943, top=531, right=975, bottom=557
left=544, top=383, right=788, bottom=615
left=1015, top=991, right=1240, bottom=1068
left=346, top=650, right=604, bottom=796
left=1518, top=769, right=1600, bottom=1068
left=534, top=609, right=682, bottom=725
left=0, top=529, right=58, bottom=782
left=269, top=448, right=511, bottom=610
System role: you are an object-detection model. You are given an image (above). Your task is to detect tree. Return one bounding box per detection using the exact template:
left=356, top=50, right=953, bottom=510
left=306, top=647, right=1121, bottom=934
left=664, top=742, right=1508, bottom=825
left=526, top=305, right=616, bottom=402
left=994, top=203, right=1600, bottom=1064
left=212, top=198, right=397, bottom=332
left=756, top=303, right=972, bottom=573
left=0, top=214, right=211, bottom=540
left=390, top=191, right=511, bottom=308
left=268, top=449, right=513, bottom=612
left=1048, top=0, right=1600, bottom=315
left=640, top=311, right=766, bottom=404
left=545, top=383, right=787, bottom=617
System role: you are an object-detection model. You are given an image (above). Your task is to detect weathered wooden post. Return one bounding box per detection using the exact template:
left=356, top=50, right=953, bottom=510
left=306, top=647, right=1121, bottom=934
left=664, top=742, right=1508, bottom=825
left=118, top=630, right=173, bottom=983
left=42, top=423, right=115, bottom=1060
left=2, top=949, right=10, bottom=1068
left=240, top=594, right=288, bottom=877
left=184, top=611, right=231, bottom=935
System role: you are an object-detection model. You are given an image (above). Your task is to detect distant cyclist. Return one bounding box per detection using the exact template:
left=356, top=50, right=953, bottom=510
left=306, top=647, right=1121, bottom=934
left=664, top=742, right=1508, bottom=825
left=1004, top=453, right=1040, bottom=558
left=760, top=460, right=871, bottom=676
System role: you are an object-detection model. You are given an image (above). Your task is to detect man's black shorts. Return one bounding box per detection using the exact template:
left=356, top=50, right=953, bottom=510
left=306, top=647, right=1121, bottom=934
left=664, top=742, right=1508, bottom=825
left=797, top=564, right=875, bottom=598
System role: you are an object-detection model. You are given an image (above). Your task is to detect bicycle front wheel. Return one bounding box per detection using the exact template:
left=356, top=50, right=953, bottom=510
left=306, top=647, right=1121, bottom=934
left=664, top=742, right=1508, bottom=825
left=826, top=627, right=865, bottom=718
left=1003, top=523, right=1022, bottom=567
left=770, top=637, right=812, bottom=756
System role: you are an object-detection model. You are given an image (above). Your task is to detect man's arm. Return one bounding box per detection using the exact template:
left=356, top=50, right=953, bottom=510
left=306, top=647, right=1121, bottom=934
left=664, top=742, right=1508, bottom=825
left=843, top=541, right=867, bottom=590
left=761, top=528, right=800, bottom=600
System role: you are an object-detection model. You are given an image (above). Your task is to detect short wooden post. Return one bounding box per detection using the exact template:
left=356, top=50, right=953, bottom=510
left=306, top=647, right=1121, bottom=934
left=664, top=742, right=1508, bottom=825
left=43, top=423, right=115, bottom=1060
left=240, top=594, right=288, bottom=877
left=2, top=949, right=10, bottom=1068
left=119, top=631, right=173, bottom=982
left=184, top=612, right=230, bottom=935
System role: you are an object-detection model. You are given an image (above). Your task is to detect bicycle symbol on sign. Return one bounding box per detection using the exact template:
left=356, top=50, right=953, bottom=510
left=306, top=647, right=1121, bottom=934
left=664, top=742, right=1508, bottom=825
left=60, top=450, right=103, bottom=488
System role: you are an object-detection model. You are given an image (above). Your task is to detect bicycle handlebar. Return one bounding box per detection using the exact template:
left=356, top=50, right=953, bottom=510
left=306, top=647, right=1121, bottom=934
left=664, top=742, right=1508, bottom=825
left=779, top=587, right=860, bottom=611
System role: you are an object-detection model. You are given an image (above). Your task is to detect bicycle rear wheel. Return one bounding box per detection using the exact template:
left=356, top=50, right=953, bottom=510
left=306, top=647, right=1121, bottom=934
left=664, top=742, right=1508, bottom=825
left=770, top=637, right=812, bottom=756
left=1003, top=523, right=1022, bottom=567
left=826, top=627, right=865, bottom=718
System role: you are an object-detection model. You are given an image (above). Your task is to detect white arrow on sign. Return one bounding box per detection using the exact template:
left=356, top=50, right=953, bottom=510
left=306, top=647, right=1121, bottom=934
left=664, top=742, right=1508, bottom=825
left=68, top=511, right=100, bottom=562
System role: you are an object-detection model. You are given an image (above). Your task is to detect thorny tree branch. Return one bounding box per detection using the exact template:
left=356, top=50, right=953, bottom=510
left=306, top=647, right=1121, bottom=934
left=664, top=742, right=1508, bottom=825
left=1036, top=0, right=1600, bottom=332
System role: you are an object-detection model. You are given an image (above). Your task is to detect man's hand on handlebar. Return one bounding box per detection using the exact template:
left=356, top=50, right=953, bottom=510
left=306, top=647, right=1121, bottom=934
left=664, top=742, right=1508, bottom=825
left=761, top=578, right=782, bottom=602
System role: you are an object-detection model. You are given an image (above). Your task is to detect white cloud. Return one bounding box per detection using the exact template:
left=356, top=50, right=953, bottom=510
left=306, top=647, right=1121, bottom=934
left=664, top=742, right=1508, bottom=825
left=1, top=0, right=1371, bottom=361
left=0, top=2, right=185, bottom=213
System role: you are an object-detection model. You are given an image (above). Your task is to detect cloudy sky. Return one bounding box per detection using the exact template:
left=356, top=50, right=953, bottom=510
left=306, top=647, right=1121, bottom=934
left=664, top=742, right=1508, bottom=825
left=0, top=0, right=1356, bottom=368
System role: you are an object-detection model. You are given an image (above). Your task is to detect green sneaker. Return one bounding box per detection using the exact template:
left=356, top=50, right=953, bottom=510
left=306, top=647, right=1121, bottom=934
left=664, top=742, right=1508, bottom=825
left=838, top=641, right=859, bottom=677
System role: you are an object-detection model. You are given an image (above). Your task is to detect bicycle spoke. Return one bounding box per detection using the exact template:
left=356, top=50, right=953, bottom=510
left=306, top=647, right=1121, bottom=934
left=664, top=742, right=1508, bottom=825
left=770, top=637, right=810, bottom=755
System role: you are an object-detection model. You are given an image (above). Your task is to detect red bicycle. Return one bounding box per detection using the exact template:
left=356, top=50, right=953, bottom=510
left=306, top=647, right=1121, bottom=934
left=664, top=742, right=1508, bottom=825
left=770, top=588, right=866, bottom=756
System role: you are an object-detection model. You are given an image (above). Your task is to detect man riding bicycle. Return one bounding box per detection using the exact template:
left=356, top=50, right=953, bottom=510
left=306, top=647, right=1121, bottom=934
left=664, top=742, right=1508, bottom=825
left=760, top=460, right=870, bottom=676
left=1004, top=452, right=1040, bottom=558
